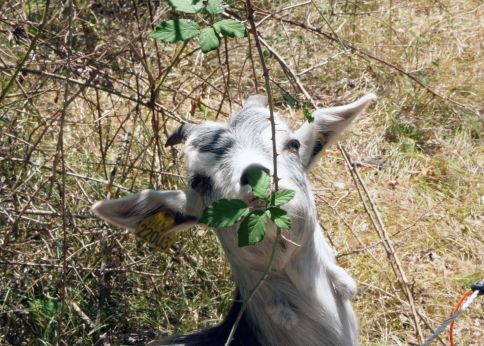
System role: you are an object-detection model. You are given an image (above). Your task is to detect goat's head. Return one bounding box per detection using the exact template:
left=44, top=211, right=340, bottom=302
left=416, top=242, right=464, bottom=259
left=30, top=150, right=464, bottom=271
left=92, top=93, right=375, bottom=255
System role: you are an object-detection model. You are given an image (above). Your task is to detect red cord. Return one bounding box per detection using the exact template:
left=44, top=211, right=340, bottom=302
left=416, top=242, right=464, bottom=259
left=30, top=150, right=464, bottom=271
left=449, top=288, right=473, bottom=346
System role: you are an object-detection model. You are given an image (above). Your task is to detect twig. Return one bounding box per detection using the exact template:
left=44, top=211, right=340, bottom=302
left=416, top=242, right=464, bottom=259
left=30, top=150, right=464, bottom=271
left=0, top=260, right=166, bottom=277
left=224, top=2, right=282, bottom=344
left=2, top=208, right=96, bottom=220
left=57, top=0, right=73, bottom=341
left=247, top=6, right=279, bottom=190
left=224, top=230, right=280, bottom=346
left=107, top=133, right=130, bottom=198
left=4, top=157, right=132, bottom=191
left=258, top=36, right=316, bottom=106
left=339, top=145, right=424, bottom=343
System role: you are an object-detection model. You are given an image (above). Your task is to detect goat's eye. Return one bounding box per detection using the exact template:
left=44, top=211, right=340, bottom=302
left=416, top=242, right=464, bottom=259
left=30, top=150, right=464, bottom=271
left=286, top=139, right=301, bottom=152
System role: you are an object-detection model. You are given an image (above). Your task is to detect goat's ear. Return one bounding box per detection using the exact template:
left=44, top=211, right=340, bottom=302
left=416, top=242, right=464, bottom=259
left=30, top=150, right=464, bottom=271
left=91, top=189, right=201, bottom=231
left=294, top=93, right=376, bottom=169
left=165, top=123, right=195, bottom=147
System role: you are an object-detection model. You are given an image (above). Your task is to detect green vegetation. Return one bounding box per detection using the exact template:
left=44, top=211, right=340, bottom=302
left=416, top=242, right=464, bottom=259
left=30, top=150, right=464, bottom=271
left=199, top=168, right=294, bottom=247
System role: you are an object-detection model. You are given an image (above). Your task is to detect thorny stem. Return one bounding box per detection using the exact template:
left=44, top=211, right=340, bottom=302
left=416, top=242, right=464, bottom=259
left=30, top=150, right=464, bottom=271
left=224, top=230, right=281, bottom=346
left=246, top=0, right=279, bottom=191
left=224, top=2, right=282, bottom=345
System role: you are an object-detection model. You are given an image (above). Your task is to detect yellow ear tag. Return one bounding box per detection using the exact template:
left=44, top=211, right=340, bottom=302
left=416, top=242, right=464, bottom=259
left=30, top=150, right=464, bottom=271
left=134, top=211, right=177, bottom=252
left=317, top=134, right=327, bottom=154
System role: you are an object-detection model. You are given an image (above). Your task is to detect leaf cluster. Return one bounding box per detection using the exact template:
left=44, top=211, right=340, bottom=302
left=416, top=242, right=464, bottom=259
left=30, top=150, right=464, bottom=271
left=199, top=168, right=295, bottom=247
left=282, top=92, right=314, bottom=123
left=149, top=0, right=246, bottom=53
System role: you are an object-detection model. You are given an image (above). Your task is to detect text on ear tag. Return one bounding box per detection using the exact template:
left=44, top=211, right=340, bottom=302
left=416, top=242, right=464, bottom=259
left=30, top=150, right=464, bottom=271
left=135, top=211, right=177, bottom=252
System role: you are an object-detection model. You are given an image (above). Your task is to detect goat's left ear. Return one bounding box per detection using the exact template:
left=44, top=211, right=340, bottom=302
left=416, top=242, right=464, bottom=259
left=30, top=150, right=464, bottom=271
left=294, top=93, right=376, bottom=169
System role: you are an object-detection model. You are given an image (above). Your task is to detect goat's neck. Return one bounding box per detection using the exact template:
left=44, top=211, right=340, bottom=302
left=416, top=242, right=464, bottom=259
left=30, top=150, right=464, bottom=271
left=217, top=214, right=358, bottom=346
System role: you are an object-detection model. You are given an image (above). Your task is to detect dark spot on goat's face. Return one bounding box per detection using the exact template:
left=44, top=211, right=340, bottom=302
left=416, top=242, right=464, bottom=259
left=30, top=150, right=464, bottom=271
left=192, top=128, right=234, bottom=158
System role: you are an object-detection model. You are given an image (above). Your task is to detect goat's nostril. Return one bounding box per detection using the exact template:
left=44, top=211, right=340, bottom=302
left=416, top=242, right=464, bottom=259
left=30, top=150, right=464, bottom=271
left=240, top=164, right=270, bottom=186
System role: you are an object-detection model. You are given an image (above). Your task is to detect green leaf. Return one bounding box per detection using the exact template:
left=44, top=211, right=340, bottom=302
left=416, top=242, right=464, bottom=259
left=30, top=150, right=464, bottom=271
left=268, top=207, right=292, bottom=230
left=199, top=27, right=220, bottom=53
left=166, top=0, right=204, bottom=13
left=213, top=19, right=246, bottom=38
left=303, top=102, right=314, bottom=123
left=282, top=92, right=298, bottom=108
left=149, top=19, right=200, bottom=43
left=206, top=0, right=225, bottom=14
left=199, top=199, right=248, bottom=228
left=247, top=167, right=271, bottom=201
left=272, top=189, right=295, bottom=206
left=238, top=210, right=269, bottom=247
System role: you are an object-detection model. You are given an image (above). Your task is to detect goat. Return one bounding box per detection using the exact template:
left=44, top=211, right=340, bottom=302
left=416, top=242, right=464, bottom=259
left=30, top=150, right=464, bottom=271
left=92, top=93, right=376, bottom=345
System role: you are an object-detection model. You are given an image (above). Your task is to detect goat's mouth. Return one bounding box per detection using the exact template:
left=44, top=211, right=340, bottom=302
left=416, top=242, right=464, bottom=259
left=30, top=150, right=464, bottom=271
left=247, top=196, right=267, bottom=209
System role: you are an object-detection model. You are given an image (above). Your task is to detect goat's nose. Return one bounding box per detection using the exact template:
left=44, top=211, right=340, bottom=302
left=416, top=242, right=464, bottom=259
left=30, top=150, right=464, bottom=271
left=240, top=164, right=270, bottom=186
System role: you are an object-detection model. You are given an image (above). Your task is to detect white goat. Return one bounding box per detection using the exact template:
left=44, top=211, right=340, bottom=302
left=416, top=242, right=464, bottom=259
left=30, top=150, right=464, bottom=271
left=92, top=93, right=376, bottom=345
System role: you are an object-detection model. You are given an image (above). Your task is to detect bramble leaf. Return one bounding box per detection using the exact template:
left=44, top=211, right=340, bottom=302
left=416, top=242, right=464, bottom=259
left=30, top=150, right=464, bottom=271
left=199, top=199, right=249, bottom=228
left=268, top=207, right=291, bottom=230
left=238, top=210, right=269, bottom=247
left=199, top=27, right=220, bottom=53
left=149, top=19, right=200, bottom=43
left=282, top=92, right=298, bottom=108
left=166, top=0, right=204, bottom=13
left=272, top=189, right=295, bottom=206
left=206, top=0, right=225, bottom=14
left=213, top=19, right=246, bottom=38
left=303, top=102, right=314, bottom=123
left=247, top=167, right=271, bottom=202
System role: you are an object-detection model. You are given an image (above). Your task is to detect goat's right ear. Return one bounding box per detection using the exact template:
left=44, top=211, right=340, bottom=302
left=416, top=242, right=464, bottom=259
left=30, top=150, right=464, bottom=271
left=92, top=189, right=202, bottom=232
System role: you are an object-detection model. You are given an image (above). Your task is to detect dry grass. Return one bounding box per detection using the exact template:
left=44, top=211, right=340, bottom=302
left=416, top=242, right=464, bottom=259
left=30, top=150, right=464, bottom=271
left=0, top=1, right=482, bottom=345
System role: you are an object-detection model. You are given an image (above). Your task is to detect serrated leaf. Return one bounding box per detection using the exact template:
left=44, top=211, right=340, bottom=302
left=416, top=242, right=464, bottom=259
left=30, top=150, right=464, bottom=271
left=268, top=207, right=291, bottom=230
left=199, top=199, right=248, bottom=228
left=199, top=27, right=220, bottom=53
left=149, top=19, right=200, bottom=43
left=213, top=19, right=246, bottom=38
left=282, top=92, right=298, bottom=108
left=238, top=210, right=269, bottom=247
left=206, top=0, right=224, bottom=14
left=272, top=189, right=295, bottom=206
left=247, top=167, right=271, bottom=201
left=303, top=102, right=314, bottom=123
left=166, top=0, right=204, bottom=13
